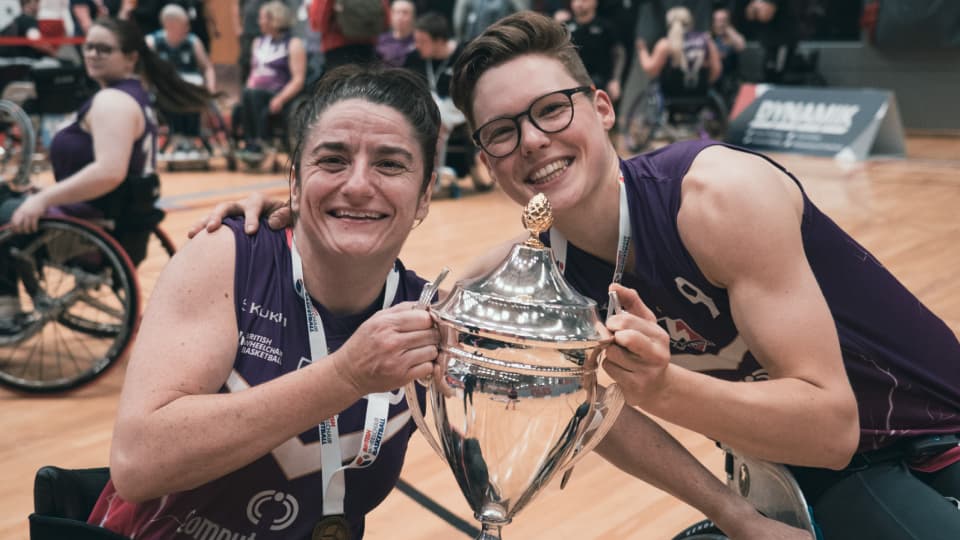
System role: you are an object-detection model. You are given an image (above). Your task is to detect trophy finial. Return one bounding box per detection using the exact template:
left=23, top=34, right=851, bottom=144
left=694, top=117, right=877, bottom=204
left=522, top=193, right=553, bottom=248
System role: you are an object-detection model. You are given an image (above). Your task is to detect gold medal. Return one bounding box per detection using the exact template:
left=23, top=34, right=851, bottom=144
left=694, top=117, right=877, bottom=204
left=312, top=515, right=351, bottom=540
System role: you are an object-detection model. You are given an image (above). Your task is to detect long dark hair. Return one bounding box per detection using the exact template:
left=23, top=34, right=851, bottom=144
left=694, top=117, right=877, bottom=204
left=93, top=17, right=214, bottom=113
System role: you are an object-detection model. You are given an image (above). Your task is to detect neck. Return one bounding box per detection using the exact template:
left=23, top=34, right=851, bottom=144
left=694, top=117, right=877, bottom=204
left=293, top=231, right=397, bottom=316
left=553, top=153, right=626, bottom=266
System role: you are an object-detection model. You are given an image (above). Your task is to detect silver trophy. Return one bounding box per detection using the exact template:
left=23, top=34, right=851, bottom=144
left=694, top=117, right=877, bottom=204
left=406, top=194, right=625, bottom=540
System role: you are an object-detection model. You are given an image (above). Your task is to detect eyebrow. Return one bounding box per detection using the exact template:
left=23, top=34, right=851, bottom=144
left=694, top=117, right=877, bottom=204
left=308, top=141, right=415, bottom=162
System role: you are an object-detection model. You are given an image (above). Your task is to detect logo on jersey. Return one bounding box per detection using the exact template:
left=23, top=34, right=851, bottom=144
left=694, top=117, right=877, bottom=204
left=241, top=297, right=289, bottom=327
left=178, top=513, right=257, bottom=539
left=247, top=490, right=299, bottom=531
left=238, top=331, right=283, bottom=365
left=659, top=317, right=715, bottom=353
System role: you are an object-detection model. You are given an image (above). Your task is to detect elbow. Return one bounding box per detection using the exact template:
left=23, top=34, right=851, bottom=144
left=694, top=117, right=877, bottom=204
left=820, top=397, right=861, bottom=470
left=110, top=446, right=156, bottom=503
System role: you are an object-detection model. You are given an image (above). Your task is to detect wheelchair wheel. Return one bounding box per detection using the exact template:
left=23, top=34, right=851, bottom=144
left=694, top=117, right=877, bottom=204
left=0, top=99, right=35, bottom=190
left=622, top=84, right=662, bottom=153
left=0, top=217, right=139, bottom=392
left=672, top=519, right=727, bottom=540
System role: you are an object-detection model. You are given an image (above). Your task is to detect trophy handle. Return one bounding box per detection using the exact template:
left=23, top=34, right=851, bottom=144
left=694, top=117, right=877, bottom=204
left=404, top=380, right=446, bottom=458
left=559, top=383, right=625, bottom=478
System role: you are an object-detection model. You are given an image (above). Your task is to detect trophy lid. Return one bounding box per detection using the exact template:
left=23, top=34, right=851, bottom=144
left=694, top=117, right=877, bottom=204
left=433, top=194, right=609, bottom=347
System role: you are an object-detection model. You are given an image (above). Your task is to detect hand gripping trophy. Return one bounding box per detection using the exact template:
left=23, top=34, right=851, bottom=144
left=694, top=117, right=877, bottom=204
left=406, top=194, right=625, bottom=540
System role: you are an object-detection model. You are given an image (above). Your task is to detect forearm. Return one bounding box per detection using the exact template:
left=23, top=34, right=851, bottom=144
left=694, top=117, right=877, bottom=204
left=112, top=356, right=362, bottom=501
left=646, top=366, right=858, bottom=468
left=596, top=407, right=758, bottom=532
left=610, top=44, right=626, bottom=84
left=36, top=163, right=124, bottom=208
left=274, top=76, right=304, bottom=107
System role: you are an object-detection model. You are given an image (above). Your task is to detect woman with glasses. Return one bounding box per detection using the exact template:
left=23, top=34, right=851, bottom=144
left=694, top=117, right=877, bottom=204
left=1, top=17, right=211, bottom=328
left=2, top=17, right=210, bottom=247
left=196, top=11, right=960, bottom=539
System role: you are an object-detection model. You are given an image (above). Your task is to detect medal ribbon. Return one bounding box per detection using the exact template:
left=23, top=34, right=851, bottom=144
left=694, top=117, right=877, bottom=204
left=550, top=172, right=630, bottom=285
left=288, top=229, right=399, bottom=516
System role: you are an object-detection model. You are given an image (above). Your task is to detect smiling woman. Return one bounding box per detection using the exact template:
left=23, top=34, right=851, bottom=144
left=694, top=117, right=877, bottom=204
left=82, top=65, right=444, bottom=540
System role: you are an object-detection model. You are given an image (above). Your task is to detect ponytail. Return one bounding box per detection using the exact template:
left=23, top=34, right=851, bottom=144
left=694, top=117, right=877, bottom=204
left=93, top=17, right=216, bottom=113
left=139, top=46, right=216, bottom=113
left=665, top=7, right=693, bottom=79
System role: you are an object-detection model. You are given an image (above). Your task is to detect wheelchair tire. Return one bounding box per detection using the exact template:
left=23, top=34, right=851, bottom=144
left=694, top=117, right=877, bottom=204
left=0, top=99, right=35, bottom=190
left=672, top=519, right=727, bottom=540
left=622, top=84, right=662, bottom=153
left=0, top=217, right=139, bottom=392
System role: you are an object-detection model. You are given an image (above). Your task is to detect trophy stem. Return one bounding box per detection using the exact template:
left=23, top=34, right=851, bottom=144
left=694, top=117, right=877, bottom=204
left=476, top=523, right=503, bottom=540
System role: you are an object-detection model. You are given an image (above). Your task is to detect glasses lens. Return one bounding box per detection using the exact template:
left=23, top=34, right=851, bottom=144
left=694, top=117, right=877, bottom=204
left=531, top=91, right=575, bottom=133
left=478, top=119, right=519, bottom=158
left=83, top=43, right=115, bottom=55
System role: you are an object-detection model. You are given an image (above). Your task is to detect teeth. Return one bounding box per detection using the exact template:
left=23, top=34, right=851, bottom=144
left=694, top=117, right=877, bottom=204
left=529, top=159, right=571, bottom=183
left=332, top=210, right=383, bottom=219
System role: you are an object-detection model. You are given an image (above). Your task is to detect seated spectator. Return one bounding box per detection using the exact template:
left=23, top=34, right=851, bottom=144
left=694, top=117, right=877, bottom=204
left=0, top=0, right=57, bottom=59
left=377, top=0, right=416, bottom=67
left=146, top=3, right=216, bottom=159
left=710, top=6, right=745, bottom=105
left=403, top=12, right=465, bottom=195
left=238, top=0, right=306, bottom=160
left=637, top=6, right=721, bottom=96
left=565, top=0, right=625, bottom=103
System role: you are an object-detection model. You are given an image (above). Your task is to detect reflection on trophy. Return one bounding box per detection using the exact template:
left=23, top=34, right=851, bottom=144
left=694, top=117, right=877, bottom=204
left=406, top=194, right=625, bottom=540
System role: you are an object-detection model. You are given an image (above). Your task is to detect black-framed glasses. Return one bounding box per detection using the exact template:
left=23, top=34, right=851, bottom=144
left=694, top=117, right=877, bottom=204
left=472, top=86, right=594, bottom=158
left=82, top=42, right=119, bottom=56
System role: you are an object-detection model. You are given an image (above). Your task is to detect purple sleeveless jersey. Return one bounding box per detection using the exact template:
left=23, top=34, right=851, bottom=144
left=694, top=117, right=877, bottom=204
left=552, top=140, right=960, bottom=453
left=88, top=218, right=428, bottom=539
left=48, top=78, right=158, bottom=215
left=247, top=33, right=293, bottom=93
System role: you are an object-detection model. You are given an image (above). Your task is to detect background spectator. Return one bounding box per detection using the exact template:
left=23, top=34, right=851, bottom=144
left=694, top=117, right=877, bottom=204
left=238, top=0, right=306, bottom=159
left=377, top=0, right=415, bottom=67
left=309, top=0, right=389, bottom=70
left=452, top=0, right=526, bottom=44
left=566, top=0, right=625, bottom=103
left=0, top=0, right=56, bottom=59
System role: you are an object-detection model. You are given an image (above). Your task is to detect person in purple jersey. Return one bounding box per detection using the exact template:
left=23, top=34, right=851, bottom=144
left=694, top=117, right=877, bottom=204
left=86, top=64, right=441, bottom=540
left=636, top=6, right=721, bottom=94
left=0, top=17, right=211, bottom=329
left=191, top=10, right=960, bottom=539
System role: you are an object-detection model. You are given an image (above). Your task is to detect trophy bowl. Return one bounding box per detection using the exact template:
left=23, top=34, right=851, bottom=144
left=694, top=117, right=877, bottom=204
left=406, top=194, right=625, bottom=539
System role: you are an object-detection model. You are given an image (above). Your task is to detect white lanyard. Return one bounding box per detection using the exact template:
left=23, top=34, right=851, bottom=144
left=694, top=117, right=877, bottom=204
left=424, top=56, right=450, bottom=94
left=550, top=173, right=631, bottom=284
left=289, top=230, right=399, bottom=516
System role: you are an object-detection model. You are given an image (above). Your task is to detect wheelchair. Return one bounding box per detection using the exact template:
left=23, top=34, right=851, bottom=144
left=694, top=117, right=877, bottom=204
left=228, top=91, right=308, bottom=173
left=621, top=70, right=728, bottom=154
left=673, top=447, right=820, bottom=540
left=0, top=101, right=177, bottom=393
left=29, top=465, right=127, bottom=539
left=0, top=97, right=34, bottom=188
left=157, top=99, right=235, bottom=172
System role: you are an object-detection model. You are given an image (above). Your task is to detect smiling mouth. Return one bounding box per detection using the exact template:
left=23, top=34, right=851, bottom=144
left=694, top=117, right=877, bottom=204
left=527, top=159, right=572, bottom=185
left=329, top=209, right=388, bottom=220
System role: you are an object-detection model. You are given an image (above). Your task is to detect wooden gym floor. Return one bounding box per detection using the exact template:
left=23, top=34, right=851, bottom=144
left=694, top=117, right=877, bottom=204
left=1, top=136, right=958, bottom=539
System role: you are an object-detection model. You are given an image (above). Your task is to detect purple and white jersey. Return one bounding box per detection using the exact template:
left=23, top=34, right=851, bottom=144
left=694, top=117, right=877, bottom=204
left=89, top=218, right=428, bottom=539
left=247, top=33, right=293, bottom=93
left=48, top=78, right=158, bottom=211
left=552, top=139, right=960, bottom=453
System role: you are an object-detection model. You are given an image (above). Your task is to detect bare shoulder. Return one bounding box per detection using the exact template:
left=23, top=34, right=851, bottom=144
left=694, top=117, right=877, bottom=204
left=678, top=145, right=805, bottom=286
left=90, top=87, right=140, bottom=114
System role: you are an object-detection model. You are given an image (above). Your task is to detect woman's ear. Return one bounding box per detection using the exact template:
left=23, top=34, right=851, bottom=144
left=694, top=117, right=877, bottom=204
left=289, top=168, right=301, bottom=214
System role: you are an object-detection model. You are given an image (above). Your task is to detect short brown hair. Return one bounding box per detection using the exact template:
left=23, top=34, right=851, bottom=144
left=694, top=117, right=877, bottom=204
left=450, top=11, right=592, bottom=129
